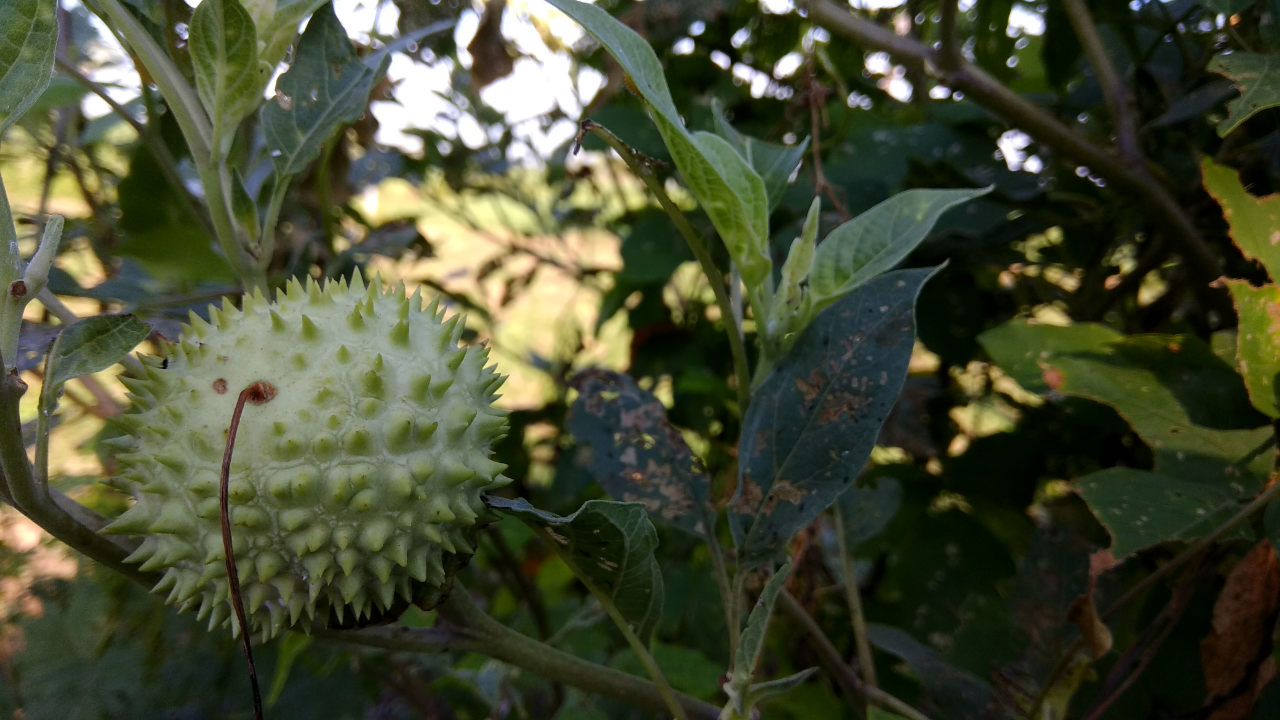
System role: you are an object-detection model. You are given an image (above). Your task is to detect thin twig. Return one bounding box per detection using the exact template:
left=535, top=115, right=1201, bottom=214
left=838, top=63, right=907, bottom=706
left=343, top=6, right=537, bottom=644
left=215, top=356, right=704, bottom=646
left=575, top=120, right=753, bottom=417
left=220, top=382, right=277, bottom=720
left=834, top=505, right=877, bottom=688
left=804, top=58, right=850, bottom=222
left=937, top=0, right=962, bottom=71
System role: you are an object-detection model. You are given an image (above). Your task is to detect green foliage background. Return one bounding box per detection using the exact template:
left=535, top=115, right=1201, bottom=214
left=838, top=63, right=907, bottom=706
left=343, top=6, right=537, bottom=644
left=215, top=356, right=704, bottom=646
left=4, top=0, right=1280, bottom=718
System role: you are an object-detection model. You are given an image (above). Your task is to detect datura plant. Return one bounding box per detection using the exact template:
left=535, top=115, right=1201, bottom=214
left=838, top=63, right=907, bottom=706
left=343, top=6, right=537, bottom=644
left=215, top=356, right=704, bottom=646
left=103, top=273, right=510, bottom=640
left=0, top=0, right=1018, bottom=717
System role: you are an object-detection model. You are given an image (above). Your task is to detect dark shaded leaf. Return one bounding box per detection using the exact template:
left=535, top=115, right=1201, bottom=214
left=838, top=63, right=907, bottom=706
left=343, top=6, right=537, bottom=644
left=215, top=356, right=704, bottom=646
left=726, top=561, right=791, bottom=715
left=979, top=319, right=1122, bottom=393
left=1209, top=52, right=1280, bottom=136
left=44, top=315, right=151, bottom=393
left=730, top=267, right=936, bottom=567
left=485, top=497, right=664, bottom=642
left=1075, top=467, right=1243, bottom=557
left=567, top=369, right=714, bottom=538
left=866, top=624, right=993, bottom=718
left=262, top=3, right=385, bottom=177
left=836, top=476, right=902, bottom=547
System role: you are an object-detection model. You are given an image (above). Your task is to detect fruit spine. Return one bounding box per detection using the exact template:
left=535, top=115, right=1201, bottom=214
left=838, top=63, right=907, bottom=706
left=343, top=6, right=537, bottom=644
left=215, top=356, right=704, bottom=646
left=103, top=272, right=510, bottom=640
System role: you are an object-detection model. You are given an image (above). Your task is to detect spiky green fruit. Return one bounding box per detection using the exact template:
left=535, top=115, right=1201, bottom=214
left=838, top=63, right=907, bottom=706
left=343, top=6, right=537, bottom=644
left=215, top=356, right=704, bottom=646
left=104, top=272, right=510, bottom=640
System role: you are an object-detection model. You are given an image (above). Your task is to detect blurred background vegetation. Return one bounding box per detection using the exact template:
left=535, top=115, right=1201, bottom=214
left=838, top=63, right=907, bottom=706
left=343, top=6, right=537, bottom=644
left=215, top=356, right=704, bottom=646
left=2, top=0, right=1279, bottom=717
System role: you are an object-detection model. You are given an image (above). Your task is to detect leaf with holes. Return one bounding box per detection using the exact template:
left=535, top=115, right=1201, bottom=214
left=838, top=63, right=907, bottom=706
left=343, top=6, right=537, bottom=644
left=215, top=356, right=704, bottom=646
left=189, top=0, right=266, bottom=152
left=484, top=497, right=664, bottom=643
left=730, top=267, right=936, bottom=568
left=567, top=369, right=714, bottom=538
left=0, top=0, right=56, bottom=134
left=261, top=2, right=386, bottom=178
left=1209, top=52, right=1280, bottom=136
left=545, top=0, right=771, bottom=287
left=1075, top=467, right=1244, bottom=558
left=808, top=188, right=989, bottom=315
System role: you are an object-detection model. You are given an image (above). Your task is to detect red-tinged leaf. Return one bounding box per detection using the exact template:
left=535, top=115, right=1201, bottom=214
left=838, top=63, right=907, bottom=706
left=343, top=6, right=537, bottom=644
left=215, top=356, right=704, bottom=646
left=1201, top=540, right=1280, bottom=719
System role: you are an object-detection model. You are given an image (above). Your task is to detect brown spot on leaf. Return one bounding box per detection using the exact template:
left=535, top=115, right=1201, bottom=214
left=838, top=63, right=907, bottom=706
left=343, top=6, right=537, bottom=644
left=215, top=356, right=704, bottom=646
left=795, top=368, right=826, bottom=403
left=731, top=477, right=764, bottom=513
left=1042, top=367, right=1064, bottom=390
left=213, top=378, right=228, bottom=394
left=762, top=481, right=806, bottom=515
left=817, top=390, right=870, bottom=423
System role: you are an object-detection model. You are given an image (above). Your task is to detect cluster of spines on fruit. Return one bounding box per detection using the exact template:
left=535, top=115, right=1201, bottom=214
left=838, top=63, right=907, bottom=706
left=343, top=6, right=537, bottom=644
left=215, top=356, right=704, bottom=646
left=102, top=272, right=510, bottom=640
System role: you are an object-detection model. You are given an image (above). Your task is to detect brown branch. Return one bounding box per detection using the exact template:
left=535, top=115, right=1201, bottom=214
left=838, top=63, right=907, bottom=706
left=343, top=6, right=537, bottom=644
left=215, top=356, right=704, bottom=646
left=1061, top=0, right=1141, bottom=165
left=805, top=0, right=1222, bottom=280
left=220, top=382, right=277, bottom=720
left=937, top=0, right=961, bottom=71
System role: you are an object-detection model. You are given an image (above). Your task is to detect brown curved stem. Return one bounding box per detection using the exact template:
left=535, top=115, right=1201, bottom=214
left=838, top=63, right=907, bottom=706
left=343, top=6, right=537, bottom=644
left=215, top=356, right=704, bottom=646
left=806, top=0, right=1221, bottom=279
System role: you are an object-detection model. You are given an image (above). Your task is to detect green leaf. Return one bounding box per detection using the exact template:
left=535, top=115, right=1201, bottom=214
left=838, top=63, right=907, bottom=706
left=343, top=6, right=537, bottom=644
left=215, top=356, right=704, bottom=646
left=836, top=477, right=903, bottom=547
left=566, top=369, right=714, bottom=538
left=1075, top=467, right=1244, bottom=557
left=266, top=633, right=313, bottom=707
left=1044, top=344, right=1273, bottom=493
left=43, top=315, right=151, bottom=397
left=262, top=2, right=385, bottom=178
left=979, top=319, right=1123, bottom=393
left=610, top=642, right=724, bottom=701
left=485, top=497, right=664, bottom=643
left=230, top=169, right=260, bottom=245
left=0, top=0, right=57, bottom=134
left=1202, top=157, right=1280, bottom=280
left=711, top=99, right=808, bottom=213
left=868, top=709, right=910, bottom=720
left=545, top=0, right=771, bottom=287
left=731, top=268, right=936, bottom=567
left=257, top=0, right=327, bottom=66
left=726, top=561, right=792, bottom=715
left=744, top=667, right=819, bottom=707
left=866, top=624, right=992, bottom=717
left=1209, top=52, right=1280, bottom=136
left=189, top=0, right=265, bottom=150
left=1223, top=280, right=1280, bottom=417
left=808, top=188, right=990, bottom=313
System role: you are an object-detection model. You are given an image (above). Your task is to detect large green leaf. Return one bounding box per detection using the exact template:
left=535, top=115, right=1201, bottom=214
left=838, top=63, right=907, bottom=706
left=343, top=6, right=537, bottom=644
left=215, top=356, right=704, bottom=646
left=730, top=268, right=935, bottom=567
left=1075, top=467, right=1244, bottom=557
left=256, top=0, right=328, bottom=70
left=1045, top=345, right=1273, bottom=493
left=566, top=369, right=714, bottom=538
left=545, top=0, right=771, bottom=286
left=1208, top=52, right=1280, bottom=136
left=261, top=3, right=386, bottom=178
left=485, top=497, right=664, bottom=643
left=1202, top=157, right=1280, bottom=279
left=0, top=0, right=56, bottom=134
left=983, top=321, right=1272, bottom=491
left=808, top=188, right=990, bottom=313
left=979, top=319, right=1123, bottom=393
left=189, top=0, right=265, bottom=150
left=711, top=100, right=808, bottom=213
left=1223, top=279, right=1280, bottom=418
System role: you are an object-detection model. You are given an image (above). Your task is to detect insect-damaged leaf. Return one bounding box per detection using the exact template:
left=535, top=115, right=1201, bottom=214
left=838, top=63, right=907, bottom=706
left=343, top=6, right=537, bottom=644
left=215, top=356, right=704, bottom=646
left=730, top=267, right=936, bottom=568
left=1075, top=467, right=1245, bottom=558
left=567, top=369, right=714, bottom=538
left=484, top=497, right=664, bottom=643
left=1202, top=157, right=1280, bottom=281
left=261, top=3, right=385, bottom=178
